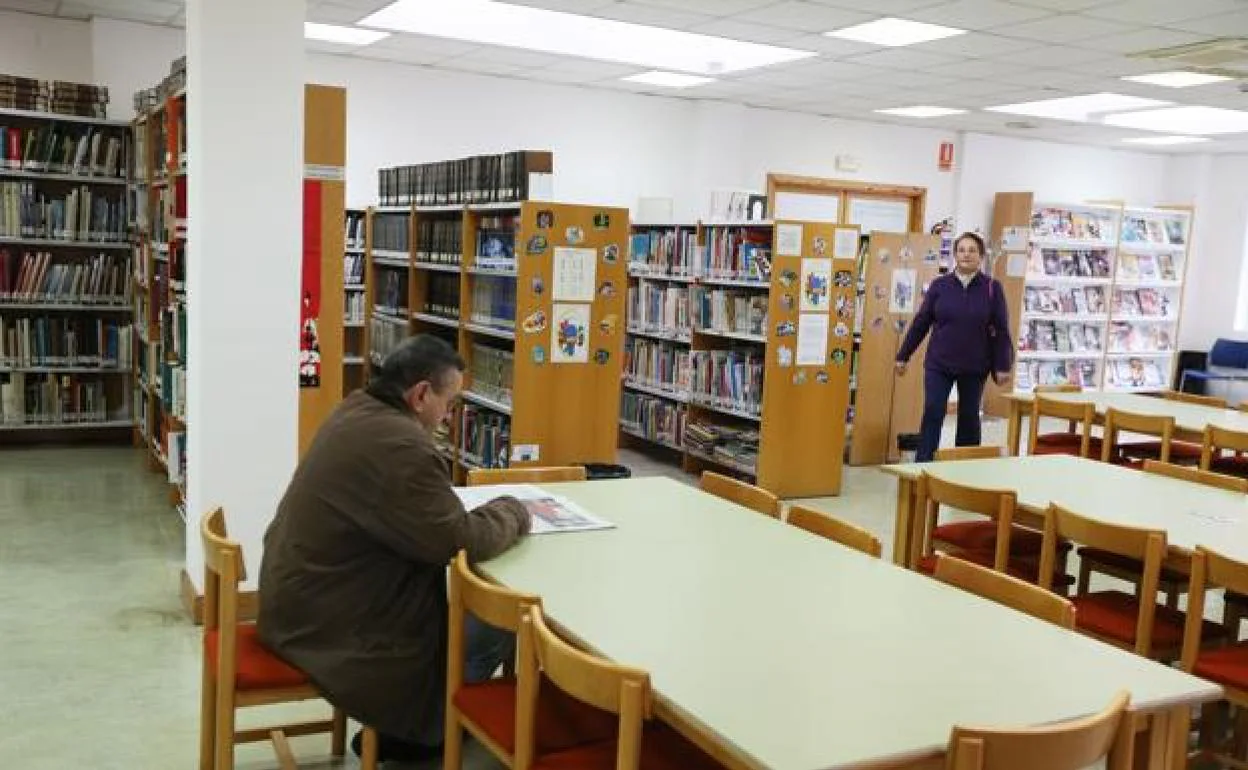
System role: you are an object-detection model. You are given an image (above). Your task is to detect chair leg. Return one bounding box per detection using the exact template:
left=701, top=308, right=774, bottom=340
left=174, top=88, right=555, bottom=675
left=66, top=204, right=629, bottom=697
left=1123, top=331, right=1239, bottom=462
left=444, top=705, right=463, bottom=770
left=1224, top=602, right=1244, bottom=642
left=330, top=707, right=346, bottom=757
left=213, top=685, right=235, bottom=770
left=198, top=661, right=217, bottom=770
left=1164, top=587, right=1179, bottom=611
left=270, top=729, right=298, bottom=770
left=360, top=726, right=379, bottom=770
left=1077, top=559, right=1092, bottom=596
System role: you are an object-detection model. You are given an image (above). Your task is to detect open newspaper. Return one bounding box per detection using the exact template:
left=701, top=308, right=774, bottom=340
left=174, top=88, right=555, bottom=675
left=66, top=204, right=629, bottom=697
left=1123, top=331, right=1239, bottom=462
left=453, top=484, right=614, bottom=535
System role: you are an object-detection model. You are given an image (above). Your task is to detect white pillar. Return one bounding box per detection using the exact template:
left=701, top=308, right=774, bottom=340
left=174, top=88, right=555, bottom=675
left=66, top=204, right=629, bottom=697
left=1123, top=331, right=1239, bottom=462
left=185, top=0, right=305, bottom=590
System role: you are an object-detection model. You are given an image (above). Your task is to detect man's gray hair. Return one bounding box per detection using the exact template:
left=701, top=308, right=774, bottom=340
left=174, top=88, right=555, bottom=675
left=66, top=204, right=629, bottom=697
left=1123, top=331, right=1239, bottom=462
left=366, top=334, right=464, bottom=408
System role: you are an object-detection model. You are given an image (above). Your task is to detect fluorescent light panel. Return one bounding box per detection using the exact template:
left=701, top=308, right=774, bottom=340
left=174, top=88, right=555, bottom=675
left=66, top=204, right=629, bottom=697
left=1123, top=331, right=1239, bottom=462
left=359, top=0, right=815, bottom=75
left=1122, top=71, right=1232, bottom=88
left=1122, top=136, right=1210, bottom=146
left=1104, top=106, right=1248, bottom=136
left=985, top=92, right=1170, bottom=122
left=876, top=105, right=965, bottom=118
left=623, top=71, right=716, bottom=88
left=304, top=22, right=388, bottom=45
left=827, top=17, right=965, bottom=47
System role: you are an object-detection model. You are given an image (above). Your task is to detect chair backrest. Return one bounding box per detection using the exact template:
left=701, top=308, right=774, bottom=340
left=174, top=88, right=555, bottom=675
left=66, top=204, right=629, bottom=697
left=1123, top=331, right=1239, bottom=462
left=1033, top=384, right=1081, bottom=394
left=467, top=466, right=588, bottom=486
left=1163, top=390, right=1227, bottom=408
left=515, top=607, right=650, bottom=770
left=919, top=473, right=1017, bottom=571
left=787, top=505, right=882, bottom=558
left=1039, top=504, right=1167, bottom=655
left=945, top=691, right=1129, bottom=770
left=1208, top=338, right=1248, bottom=369
left=200, top=508, right=246, bottom=634
left=934, top=554, right=1075, bottom=630
left=1200, top=424, right=1248, bottom=470
left=1028, top=397, right=1095, bottom=457
left=1142, top=459, right=1248, bottom=493
left=934, top=446, right=1004, bottom=462
left=700, top=471, right=779, bottom=518
left=1181, top=546, right=1248, bottom=674
left=1101, top=408, right=1174, bottom=464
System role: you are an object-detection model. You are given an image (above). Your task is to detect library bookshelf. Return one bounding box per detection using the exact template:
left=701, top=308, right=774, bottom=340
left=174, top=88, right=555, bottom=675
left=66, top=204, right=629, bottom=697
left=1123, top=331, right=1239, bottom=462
left=343, top=207, right=367, bottom=397
left=621, top=218, right=858, bottom=497
left=365, top=190, right=628, bottom=483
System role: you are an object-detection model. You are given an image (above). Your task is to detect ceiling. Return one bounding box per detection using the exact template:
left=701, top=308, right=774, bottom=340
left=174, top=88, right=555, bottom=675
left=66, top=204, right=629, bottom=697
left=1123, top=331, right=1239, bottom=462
left=6, top=0, right=1248, bottom=152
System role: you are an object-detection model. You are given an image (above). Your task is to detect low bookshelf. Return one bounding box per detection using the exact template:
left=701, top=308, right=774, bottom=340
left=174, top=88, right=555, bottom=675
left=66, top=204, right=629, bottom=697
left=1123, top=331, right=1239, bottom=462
left=343, top=207, right=367, bottom=396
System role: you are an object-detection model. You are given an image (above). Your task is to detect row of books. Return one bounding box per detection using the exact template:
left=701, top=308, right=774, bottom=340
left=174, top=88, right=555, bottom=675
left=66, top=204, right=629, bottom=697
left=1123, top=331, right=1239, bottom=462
left=167, top=429, right=187, bottom=485
left=698, top=227, right=771, bottom=282
left=461, top=404, right=510, bottom=469
left=1122, top=214, right=1186, bottom=246
left=688, top=349, right=764, bottom=416
left=1, top=76, right=110, bottom=118
left=1113, top=288, right=1174, bottom=319
left=469, top=275, right=516, bottom=329
left=0, top=251, right=131, bottom=304
left=378, top=151, right=552, bottom=206
left=684, top=419, right=759, bottom=474
left=161, top=362, right=185, bottom=420
left=427, top=274, right=460, bottom=319
left=476, top=215, right=517, bottom=265
left=1109, top=321, right=1173, bottom=354
left=469, top=343, right=514, bottom=406
left=627, top=281, right=690, bottom=336
left=378, top=270, right=406, bottom=314
left=1023, top=286, right=1106, bottom=316
left=132, top=56, right=184, bottom=112
left=623, top=338, right=690, bottom=392
left=0, top=317, right=132, bottom=368
left=0, top=373, right=115, bottom=426
left=373, top=212, right=409, bottom=253
left=1117, top=253, right=1179, bottom=282
left=345, top=211, right=365, bottom=250
left=345, top=293, right=366, bottom=324
left=1026, top=248, right=1111, bottom=279
left=1015, top=359, right=1100, bottom=391
left=690, top=286, right=768, bottom=338
left=0, top=182, right=127, bottom=242
left=161, top=302, right=186, bottom=363
left=1018, top=321, right=1103, bottom=354
left=1105, top=358, right=1167, bottom=389
left=1030, top=206, right=1115, bottom=243
left=344, top=253, right=364, bottom=286
left=417, top=218, right=463, bottom=265
left=621, top=392, right=685, bottom=448
left=369, top=316, right=405, bottom=365
left=628, top=227, right=697, bottom=276
left=0, top=125, right=125, bottom=178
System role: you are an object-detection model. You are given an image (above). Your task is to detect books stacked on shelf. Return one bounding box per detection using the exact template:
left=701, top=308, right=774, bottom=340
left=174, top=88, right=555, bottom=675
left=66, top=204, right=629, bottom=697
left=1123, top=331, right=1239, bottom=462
left=460, top=403, right=510, bottom=469
left=1014, top=359, right=1100, bottom=391
left=416, top=218, right=462, bottom=265
left=1022, top=285, right=1107, bottom=316
left=425, top=273, right=460, bottom=320
left=1105, top=358, right=1166, bottom=389
left=1111, top=287, right=1174, bottom=319
left=1030, top=206, right=1117, bottom=242
left=470, top=276, right=516, bottom=330
left=0, top=316, right=131, bottom=368
left=1, top=75, right=110, bottom=118
left=621, top=392, right=685, bottom=448
left=344, top=251, right=364, bottom=286
left=344, top=210, right=365, bottom=250
left=475, top=214, right=517, bottom=272
left=378, top=150, right=552, bottom=206
left=1108, top=322, right=1174, bottom=354
left=0, top=250, right=131, bottom=304
left=345, top=292, right=365, bottom=324
left=372, top=212, right=409, bottom=256
left=0, top=123, right=126, bottom=177
left=1025, top=246, right=1112, bottom=279
left=468, top=343, right=513, bottom=407
left=684, top=418, right=759, bottom=475
left=376, top=269, right=406, bottom=316
left=1017, top=320, right=1103, bottom=355
left=0, top=182, right=126, bottom=241
left=689, top=349, right=763, bottom=418
left=690, top=286, right=767, bottom=338
left=369, top=315, right=405, bottom=365
left=0, top=373, right=116, bottom=425
left=698, top=226, right=771, bottom=281
left=623, top=337, right=690, bottom=395
left=627, top=279, right=690, bottom=339
left=628, top=226, right=696, bottom=276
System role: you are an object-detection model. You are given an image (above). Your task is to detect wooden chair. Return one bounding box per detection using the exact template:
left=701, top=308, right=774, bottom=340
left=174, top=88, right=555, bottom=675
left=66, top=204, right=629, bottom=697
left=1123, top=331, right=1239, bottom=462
left=787, top=505, right=882, bottom=558
left=1027, top=397, right=1099, bottom=458
left=944, top=691, right=1130, bottom=770
left=198, top=508, right=366, bottom=770
left=1107, top=408, right=1177, bottom=467
left=1038, top=504, right=1221, bottom=660
left=1199, top=424, right=1248, bottom=479
left=1164, top=390, right=1228, bottom=408
left=1033, top=384, right=1081, bottom=394
left=468, top=466, right=588, bottom=485
left=514, top=607, right=725, bottom=770
left=1143, top=459, right=1248, bottom=493
left=700, top=471, right=779, bottom=518
left=934, top=445, right=1004, bottom=461
left=916, top=473, right=1013, bottom=575
left=445, top=551, right=614, bottom=770
left=934, top=554, right=1075, bottom=630
left=1180, top=546, right=1248, bottom=766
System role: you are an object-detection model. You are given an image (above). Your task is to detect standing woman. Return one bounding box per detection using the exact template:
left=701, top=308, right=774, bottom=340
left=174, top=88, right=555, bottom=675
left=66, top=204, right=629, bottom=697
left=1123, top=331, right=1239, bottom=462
left=895, top=232, right=1013, bottom=462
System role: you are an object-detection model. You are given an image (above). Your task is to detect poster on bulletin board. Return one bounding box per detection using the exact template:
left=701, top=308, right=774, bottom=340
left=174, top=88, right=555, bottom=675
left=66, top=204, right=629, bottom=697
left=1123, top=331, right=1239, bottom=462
left=300, top=179, right=323, bottom=388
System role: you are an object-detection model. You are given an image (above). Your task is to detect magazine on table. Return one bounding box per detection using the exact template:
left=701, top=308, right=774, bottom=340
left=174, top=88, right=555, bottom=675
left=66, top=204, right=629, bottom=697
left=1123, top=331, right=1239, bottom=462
left=453, top=484, right=615, bottom=535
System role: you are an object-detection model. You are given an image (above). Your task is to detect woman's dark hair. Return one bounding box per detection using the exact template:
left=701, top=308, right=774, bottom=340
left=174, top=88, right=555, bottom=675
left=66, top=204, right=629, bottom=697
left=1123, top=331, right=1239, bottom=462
left=366, top=334, right=465, bottom=410
left=954, top=231, right=987, bottom=256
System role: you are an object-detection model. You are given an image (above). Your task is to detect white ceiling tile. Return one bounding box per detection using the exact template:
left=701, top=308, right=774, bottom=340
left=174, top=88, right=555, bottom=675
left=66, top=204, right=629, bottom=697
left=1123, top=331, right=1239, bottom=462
left=805, top=0, right=947, bottom=13
left=530, top=58, right=639, bottom=79
left=778, top=32, right=882, bottom=57
left=369, top=34, right=481, bottom=61
left=1075, top=55, right=1171, bottom=77
left=858, top=69, right=960, bottom=90
left=443, top=46, right=569, bottom=69
left=917, top=32, right=1038, bottom=58
left=935, top=78, right=1034, bottom=97
left=0, top=0, right=63, bottom=14
left=1008, top=0, right=1119, bottom=10
left=592, top=1, right=714, bottom=29
left=1078, top=26, right=1209, bottom=56
left=438, top=59, right=532, bottom=77
left=905, top=0, right=1055, bottom=30
left=989, top=13, right=1135, bottom=43
left=689, top=18, right=806, bottom=44
left=627, top=0, right=769, bottom=16
left=506, top=0, right=617, bottom=12
left=314, top=0, right=393, bottom=7
left=728, top=1, right=873, bottom=32
left=928, top=57, right=1034, bottom=79
left=1082, top=0, right=1246, bottom=25
left=993, top=44, right=1114, bottom=68
left=993, top=67, right=1112, bottom=89
left=307, top=2, right=369, bottom=25
left=845, top=47, right=961, bottom=70
left=735, top=63, right=838, bottom=88
left=1168, top=8, right=1248, bottom=35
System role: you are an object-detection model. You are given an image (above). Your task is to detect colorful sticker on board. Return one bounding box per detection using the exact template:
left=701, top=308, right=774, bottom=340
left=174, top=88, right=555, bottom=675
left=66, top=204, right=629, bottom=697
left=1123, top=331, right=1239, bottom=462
left=532, top=276, right=545, bottom=295
left=899, top=246, right=913, bottom=263
left=526, top=235, right=548, bottom=255
left=779, top=269, right=798, bottom=288
left=871, top=316, right=885, bottom=331
left=594, top=348, right=611, bottom=365
left=833, top=269, right=853, bottom=288
left=834, top=322, right=849, bottom=338
left=536, top=210, right=554, bottom=230
left=815, top=370, right=829, bottom=384
left=566, top=226, right=585, bottom=245
left=924, top=249, right=938, bottom=264
left=522, top=310, right=548, bottom=334
left=592, top=212, right=610, bottom=229
left=598, top=314, right=618, bottom=335
left=532, top=345, right=546, bottom=364
left=873, top=284, right=886, bottom=301
left=802, top=265, right=830, bottom=312
left=831, top=349, right=847, bottom=366
left=793, top=370, right=807, bottom=385
left=777, top=345, right=794, bottom=368
left=813, top=236, right=828, bottom=257
left=603, top=243, right=620, bottom=264
left=780, top=293, right=795, bottom=311
left=776, top=321, right=796, bottom=337
left=512, top=444, right=540, bottom=462
left=878, top=248, right=891, bottom=265
left=552, top=303, right=590, bottom=363
left=835, top=295, right=852, bottom=320
left=598, top=280, right=616, bottom=298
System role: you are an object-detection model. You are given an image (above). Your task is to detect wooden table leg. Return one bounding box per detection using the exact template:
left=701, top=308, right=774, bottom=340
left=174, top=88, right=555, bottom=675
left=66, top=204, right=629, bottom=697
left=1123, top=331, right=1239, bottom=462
left=1167, top=706, right=1191, bottom=770
left=892, top=477, right=915, bottom=568
left=1136, top=709, right=1172, bottom=770
left=1006, top=400, right=1023, bottom=457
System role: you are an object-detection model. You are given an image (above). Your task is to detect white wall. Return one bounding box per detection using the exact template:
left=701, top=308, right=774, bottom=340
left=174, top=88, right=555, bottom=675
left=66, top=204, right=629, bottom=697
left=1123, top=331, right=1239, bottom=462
left=0, top=10, right=92, bottom=85
left=90, top=18, right=183, bottom=120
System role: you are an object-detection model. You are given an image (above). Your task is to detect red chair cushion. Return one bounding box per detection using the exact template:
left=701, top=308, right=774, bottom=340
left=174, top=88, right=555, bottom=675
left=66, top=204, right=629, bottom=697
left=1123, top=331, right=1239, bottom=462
left=204, top=624, right=309, bottom=691
left=532, top=724, right=724, bottom=770
left=931, top=522, right=1072, bottom=557
left=453, top=677, right=617, bottom=755
left=1209, top=456, right=1248, bottom=478
left=1033, top=434, right=1103, bottom=458
left=1072, top=590, right=1221, bottom=650
left=1194, top=642, right=1248, bottom=691
left=1119, top=440, right=1203, bottom=461
left=1076, top=548, right=1189, bottom=586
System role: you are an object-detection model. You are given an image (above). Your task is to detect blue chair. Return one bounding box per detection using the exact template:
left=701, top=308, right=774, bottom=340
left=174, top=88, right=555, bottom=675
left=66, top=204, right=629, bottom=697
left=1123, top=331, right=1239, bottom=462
left=1180, top=339, right=1248, bottom=394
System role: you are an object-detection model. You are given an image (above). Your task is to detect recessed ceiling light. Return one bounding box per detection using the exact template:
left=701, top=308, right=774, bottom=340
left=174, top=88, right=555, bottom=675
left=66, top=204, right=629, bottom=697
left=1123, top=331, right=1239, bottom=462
left=1121, top=136, right=1211, bottom=146
left=359, top=0, right=815, bottom=75
left=826, top=17, right=966, bottom=47
left=984, top=93, right=1170, bottom=123
left=304, top=22, right=389, bottom=46
left=1122, top=71, right=1232, bottom=89
left=875, top=105, right=966, bottom=118
left=622, top=71, right=716, bottom=88
left=1104, top=106, right=1248, bottom=136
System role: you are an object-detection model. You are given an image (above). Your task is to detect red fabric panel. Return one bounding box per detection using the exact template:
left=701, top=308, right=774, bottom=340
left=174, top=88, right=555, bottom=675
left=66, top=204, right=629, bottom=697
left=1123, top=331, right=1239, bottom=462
left=300, top=180, right=323, bottom=387
left=204, top=624, right=308, bottom=691
left=1072, top=590, right=1216, bottom=649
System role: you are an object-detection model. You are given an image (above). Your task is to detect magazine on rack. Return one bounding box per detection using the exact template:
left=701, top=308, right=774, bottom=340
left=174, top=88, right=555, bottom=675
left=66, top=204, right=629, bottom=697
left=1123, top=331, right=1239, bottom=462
left=453, top=484, right=615, bottom=535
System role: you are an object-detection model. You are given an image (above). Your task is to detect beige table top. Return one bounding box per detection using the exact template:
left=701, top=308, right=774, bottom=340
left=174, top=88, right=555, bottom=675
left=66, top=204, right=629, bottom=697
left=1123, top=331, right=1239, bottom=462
left=881, top=454, right=1248, bottom=564
left=1005, top=390, right=1248, bottom=435
left=480, top=476, right=1220, bottom=770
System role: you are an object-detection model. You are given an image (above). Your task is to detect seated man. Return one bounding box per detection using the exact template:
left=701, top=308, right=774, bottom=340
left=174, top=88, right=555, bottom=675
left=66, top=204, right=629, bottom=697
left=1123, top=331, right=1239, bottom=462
left=258, top=334, right=530, bottom=761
